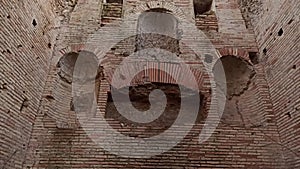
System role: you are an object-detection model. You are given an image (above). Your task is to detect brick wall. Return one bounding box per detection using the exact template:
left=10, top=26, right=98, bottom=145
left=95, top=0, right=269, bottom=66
left=195, top=11, right=218, bottom=31
left=0, top=0, right=58, bottom=168
left=101, top=2, right=123, bottom=26
left=2, top=0, right=298, bottom=168
left=250, top=0, right=300, bottom=168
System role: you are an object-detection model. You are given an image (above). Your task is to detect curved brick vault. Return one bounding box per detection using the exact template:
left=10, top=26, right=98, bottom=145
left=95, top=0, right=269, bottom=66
left=0, top=0, right=299, bottom=169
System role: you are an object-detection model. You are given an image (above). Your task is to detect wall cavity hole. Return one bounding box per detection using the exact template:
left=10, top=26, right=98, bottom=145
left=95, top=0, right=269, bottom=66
left=263, top=48, right=267, bottom=55
left=7, top=15, right=11, bottom=19
left=292, top=65, right=296, bottom=69
left=249, top=52, right=259, bottom=65
left=6, top=49, right=12, bottom=54
left=32, top=19, right=37, bottom=27
left=70, top=100, right=75, bottom=111
left=288, top=19, right=294, bottom=25
left=278, top=28, right=283, bottom=36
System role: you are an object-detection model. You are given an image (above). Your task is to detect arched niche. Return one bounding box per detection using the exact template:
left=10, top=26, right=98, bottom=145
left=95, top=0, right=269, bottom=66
left=135, top=8, right=180, bottom=54
left=213, top=55, right=255, bottom=98
left=57, top=50, right=102, bottom=84
left=49, top=50, right=102, bottom=128
left=193, top=0, right=214, bottom=16
left=213, top=55, right=257, bottom=126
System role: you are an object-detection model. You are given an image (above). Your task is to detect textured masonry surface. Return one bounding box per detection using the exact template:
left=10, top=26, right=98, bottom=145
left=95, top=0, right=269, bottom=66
left=0, top=0, right=299, bottom=169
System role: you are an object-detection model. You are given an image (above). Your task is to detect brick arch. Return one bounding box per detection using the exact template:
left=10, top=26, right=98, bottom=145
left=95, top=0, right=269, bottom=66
left=217, top=47, right=252, bottom=64
left=105, top=61, right=205, bottom=92
left=46, top=47, right=102, bottom=128
left=54, top=44, right=86, bottom=65
left=125, top=0, right=189, bottom=22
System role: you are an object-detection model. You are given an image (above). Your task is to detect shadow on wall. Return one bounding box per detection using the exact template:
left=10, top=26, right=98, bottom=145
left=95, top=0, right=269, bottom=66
left=193, top=0, right=213, bottom=15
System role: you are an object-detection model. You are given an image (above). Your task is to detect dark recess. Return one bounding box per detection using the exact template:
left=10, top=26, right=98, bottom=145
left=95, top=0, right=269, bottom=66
left=263, top=48, right=267, bottom=55
left=278, top=28, right=283, bottom=36
left=32, top=19, right=37, bottom=27
left=249, top=52, right=259, bottom=64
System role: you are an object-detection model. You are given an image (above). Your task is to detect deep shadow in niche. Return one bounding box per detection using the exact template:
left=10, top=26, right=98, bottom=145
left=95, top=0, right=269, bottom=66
left=213, top=55, right=255, bottom=99
left=135, top=8, right=180, bottom=55
left=105, top=83, right=205, bottom=138
left=213, top=56, right=256, bottom=126
left=249, top=52, right=259, bottom=65
left=193, top=0, right=213, bottom=16
left=263, top=48, right=267, bottom=55
left=106, top=0, right=122, bottom=3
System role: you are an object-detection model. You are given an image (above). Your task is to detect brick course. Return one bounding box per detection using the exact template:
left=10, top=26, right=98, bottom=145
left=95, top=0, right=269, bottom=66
left=0, top=0, right=58, bottom=168
left=250, top=0, right=300, bottom=168
left=0, top=0, right=298, bottom=168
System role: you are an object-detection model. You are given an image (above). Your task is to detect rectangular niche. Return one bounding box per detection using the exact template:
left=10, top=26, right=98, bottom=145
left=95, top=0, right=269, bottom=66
left=101, top=0, right=123, bottom=26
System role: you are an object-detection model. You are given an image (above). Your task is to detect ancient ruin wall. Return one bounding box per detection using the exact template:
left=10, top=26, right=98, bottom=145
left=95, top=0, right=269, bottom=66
left=248, top=0, right=300, bottom=167
left=21, top=0, right=286, bottom=169
left=0, top=0, right=59, bottom=168
left=1, top=0, right=297, bottom=168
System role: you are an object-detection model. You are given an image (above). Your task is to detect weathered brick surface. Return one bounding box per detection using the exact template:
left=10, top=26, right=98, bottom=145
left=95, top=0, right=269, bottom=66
left=195, top=12, right=218, bottom=31
left=250, top=0, right=300, bottom=168
left=1, top=0, right=298, bottom=168
left=101, top=2, right=123, bottom=26
left=0, top=0, right=58, bottom=168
